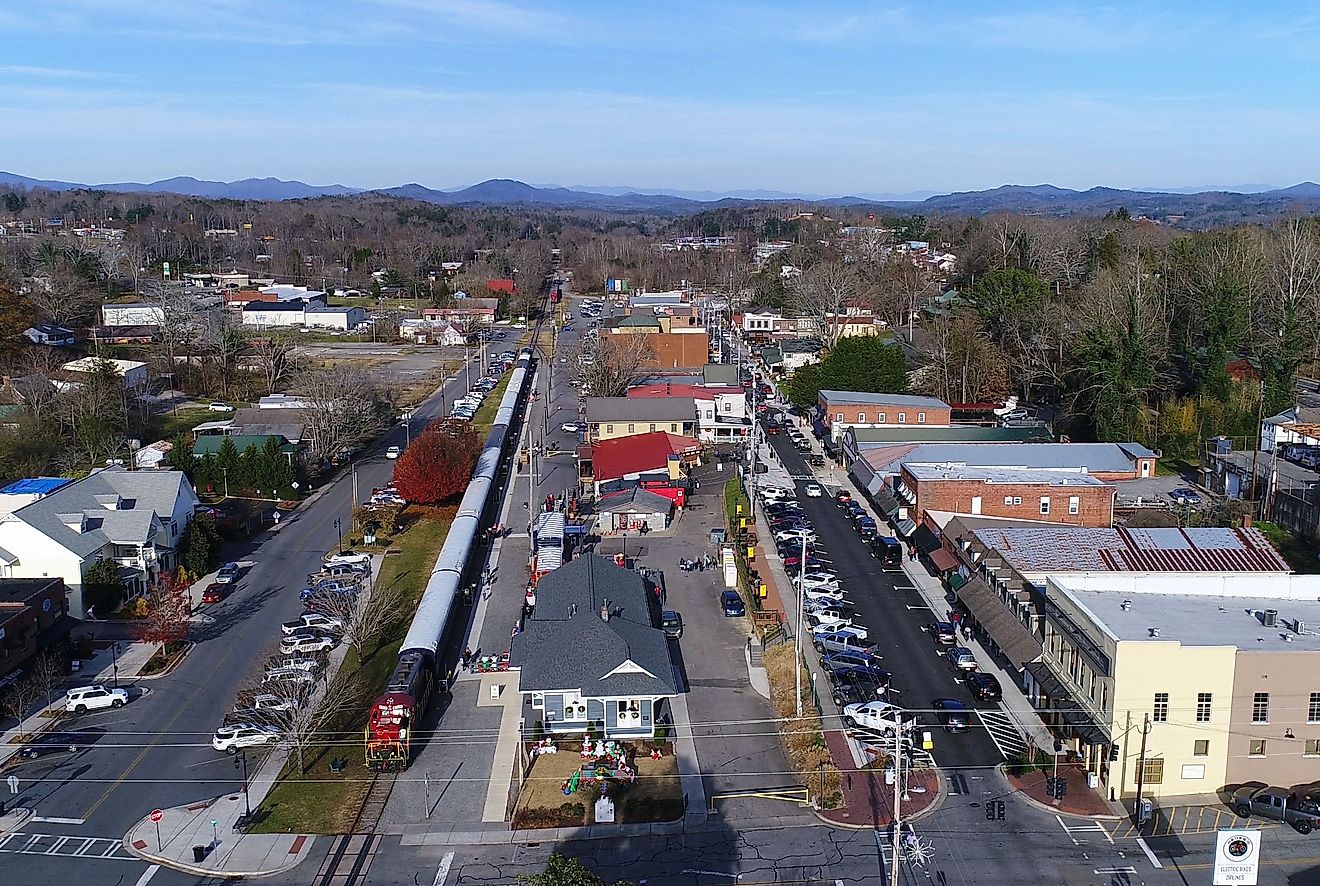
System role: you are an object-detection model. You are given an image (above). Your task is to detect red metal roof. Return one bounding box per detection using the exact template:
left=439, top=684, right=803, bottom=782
left=592, top=431, right=700, bottom=482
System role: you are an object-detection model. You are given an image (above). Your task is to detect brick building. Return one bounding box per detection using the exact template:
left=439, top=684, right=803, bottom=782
left=900, top=464, right=1116, bottom=528
left=0, top=578, right=72, bottom=684
left=817, top=390, right=953, bottom=441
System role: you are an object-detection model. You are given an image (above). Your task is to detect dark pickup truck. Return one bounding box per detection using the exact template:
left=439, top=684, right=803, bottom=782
left=1233, top=788, right=1320, bottom=834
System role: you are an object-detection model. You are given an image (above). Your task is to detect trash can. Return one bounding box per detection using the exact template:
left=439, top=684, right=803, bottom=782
left=193, top=846, right=207, bottom=863
left=1087, top=772, right=1099, bottom=790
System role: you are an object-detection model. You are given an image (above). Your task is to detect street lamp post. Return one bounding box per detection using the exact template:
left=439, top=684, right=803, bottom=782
left=234, top=748, right=251, bottom=821
left=110, top=641, right=120, bottom=689
left=222, top=466, right=229, bottom=499
left=333, top=518, right=343, bottom=554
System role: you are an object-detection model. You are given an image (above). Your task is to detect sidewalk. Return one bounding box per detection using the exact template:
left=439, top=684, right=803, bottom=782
left=124, top=794, right=316, bottom=878
left=818, top=730, right=940, bottom=828
left=1007, top=765, right=1118, bottom=818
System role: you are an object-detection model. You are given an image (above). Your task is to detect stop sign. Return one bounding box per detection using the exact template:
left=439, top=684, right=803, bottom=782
left=149, top=809, right=164, bottom=823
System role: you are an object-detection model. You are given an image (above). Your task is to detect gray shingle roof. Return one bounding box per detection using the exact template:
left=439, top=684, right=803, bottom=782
left=596, top=488, right=674, bottom=513
left=6, top=467, right=194, bottom=559
left=510, top=554, right=677, bottom=698
left=863, top=442, right=1146, bottom=475
left=968, top=525, right=1291, bottom=574
left=585, top=398, right=696, bottom=424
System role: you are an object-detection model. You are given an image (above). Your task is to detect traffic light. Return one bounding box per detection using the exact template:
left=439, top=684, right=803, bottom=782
left=985, top=802, right=996, bottom=821
left=1055, top=780, right=1068, bottom=800
left=1110, top=743, right=1121, bottom=762
left=995, top=800, right=1006, bottom=820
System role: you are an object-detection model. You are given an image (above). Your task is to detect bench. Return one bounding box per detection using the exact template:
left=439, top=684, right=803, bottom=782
left=329, top=756, right=349, bottom=773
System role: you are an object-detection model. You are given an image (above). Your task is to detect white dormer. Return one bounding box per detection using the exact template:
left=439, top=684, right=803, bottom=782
left=58, top=512, right=85, bottom=533
left=94, top=494, right=123, bottom=510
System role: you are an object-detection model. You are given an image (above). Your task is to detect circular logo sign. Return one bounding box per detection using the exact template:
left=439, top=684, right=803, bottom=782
left=41, top=598, right=52, bottom=612
left=1225, top=835, right=1253, bottom=860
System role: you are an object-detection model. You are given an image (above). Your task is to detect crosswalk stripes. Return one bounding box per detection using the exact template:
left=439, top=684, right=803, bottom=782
left=976, top=708, right=1028, bottom=759
left=1055, top=814, right=1115, bottom=845
left=0, top=832, right=137, bottom=861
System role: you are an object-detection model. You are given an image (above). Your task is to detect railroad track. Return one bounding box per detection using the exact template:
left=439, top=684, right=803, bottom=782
left=350, top=771, right=397, bottom=835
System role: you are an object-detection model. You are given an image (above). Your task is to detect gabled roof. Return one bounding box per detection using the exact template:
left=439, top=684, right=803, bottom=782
left=596, top=487, right=674, bottom=513
left=592, top=432, right=700, bottom=483
left=967, top=525, right=1291, bottom=574
left=1, top=467, right=196, bottom=559
left=585, top=397, right=696, bottom=424
left=511, top=554, right=677, bottom=697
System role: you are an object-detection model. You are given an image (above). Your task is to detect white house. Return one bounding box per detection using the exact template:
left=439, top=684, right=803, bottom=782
left=58, top=358, right=148, bottom=390
left=101, top=303, right=166, bottom=327
left=398, top=318, right=465, bottom=345
left=0, top=468, right=200, bottom=618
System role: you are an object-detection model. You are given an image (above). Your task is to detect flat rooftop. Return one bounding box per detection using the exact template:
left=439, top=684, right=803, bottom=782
left=905, top=464, right=1108, bottom=486
left=1066, top=586, right=1320, bottom=652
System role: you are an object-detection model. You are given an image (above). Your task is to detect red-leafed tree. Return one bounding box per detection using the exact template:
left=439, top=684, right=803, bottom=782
left=133, top=568, right=192, bottom=652
left=392, top=419, right=482, bottom=504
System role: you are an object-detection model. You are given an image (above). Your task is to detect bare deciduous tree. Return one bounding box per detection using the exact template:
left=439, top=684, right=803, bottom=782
left=312, top=581, right=399, bottom=666
left=249, top=330, right=301, bottom=395
left=1, top=671, right=46, bottom=740
left=575, top=333, right=654, bottom=397
left=791, top=260, right=860, bottom=350
left=295, top=365, right=394, bottom=460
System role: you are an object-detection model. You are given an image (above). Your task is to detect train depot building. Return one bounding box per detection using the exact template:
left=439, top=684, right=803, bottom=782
left=511, top=554, right=678, bottom=738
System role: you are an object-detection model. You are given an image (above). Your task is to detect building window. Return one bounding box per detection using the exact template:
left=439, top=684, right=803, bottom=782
left=670, top=423, right=677, bottom=432
left=649, top=423, right=656, bottom=432
left=1249, top=739, right=1267, bottom=757
left=918, top=412, right=926, bottom=423
left=857, top=413, right=866, bottom=423
left=1068, top=496, right=1080, bottom=515
left=1252, top=692, right=1269, bottom=723
left=1193, top=740, right=1209, bottom=756
left=1307, top=739, right=1320, bottom=757
left=1040, top=497, right=1051, bottom=515
left=1310, top=692, right=1320, bottom=723
left=1136, top=758, right=1163, bottom=784
left=1153, top=692, right=1169, bottom=722
left=1012, top=496, right=1022, bottom=506
left=627, top=423, right=635, bottom=433
left=836, top=413, right=843, bottom=421
left=878, top=412, right=886, bottom=423
left=605, top=424, right=613, bottom=434
left=1196, top=692, right=1212, bottom=722
left=898, top=413, right=907, bottom=423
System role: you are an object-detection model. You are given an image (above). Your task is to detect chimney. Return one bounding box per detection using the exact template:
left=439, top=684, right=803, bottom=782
left=1120, top=599, right=1133, bottom=611
left=1149, top=627, right=1161, bottom=638
left=600, top=599, right=611, bottom=622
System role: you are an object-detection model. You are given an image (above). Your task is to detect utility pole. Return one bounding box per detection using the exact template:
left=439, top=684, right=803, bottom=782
left=1247, top=378, right=1267, bottom=515
left=1133, top=713, right=1152, bottom=820
left=794, top=529, right=807, bottom=718
left=889, top=725, right=904, bottom=886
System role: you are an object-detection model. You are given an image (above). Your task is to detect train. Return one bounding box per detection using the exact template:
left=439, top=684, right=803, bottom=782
left=366, top=345, right=536, bottom=771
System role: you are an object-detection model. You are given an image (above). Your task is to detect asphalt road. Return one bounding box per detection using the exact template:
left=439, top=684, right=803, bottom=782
left=760, top=408, right=1006, bottom=777
left=2, top=348, right=492, bottom=885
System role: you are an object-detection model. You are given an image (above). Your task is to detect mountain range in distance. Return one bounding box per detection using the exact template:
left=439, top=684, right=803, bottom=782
left=4, top=170, right=1320, bottom=225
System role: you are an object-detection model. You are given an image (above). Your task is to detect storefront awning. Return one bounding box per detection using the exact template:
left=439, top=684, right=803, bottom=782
left=928, top=548, right=959, bottom=573
left=1023, top=661, right=1111, bottom=747
left=956, top=577, right=1043, bottom=666
left=895, top=519, right=916, bottom=538
left=871, top=488, right=900, bottom=519
left=913, top=525, right=942, bottom=555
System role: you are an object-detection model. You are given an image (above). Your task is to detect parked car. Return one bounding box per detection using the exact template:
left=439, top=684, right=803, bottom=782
left=803, top=586, right=846, bottom=604
left=281, top=612, right=345, bottom=635
left=804, top=482, right=823, bottom=498
left=1169, top=487, right=1202, bottom=505
left=720, top=590, right=746, bottom=617
left=809, top=455, right=826, bottom=467
left=207, top=401, right=234, bottom=412
left=823, top=650, right=884, bottom=672
left=325, top=550, right=372, bottom=566
left=201, top=583, right=229, bottom=605
left=835, top=490, right=853, bottom=506
left=798, top=570, right=839, bottom=588
left=262, top=665, right=317, bottom=685
left=872, top=536, right=904, bottom=570
left=813, top=627, right=875, bottom=656
left=1233, top=788, right=1320, bottom=834
left=946, top=646, right=978, bottom=671
left=385, top=446, right=401, bottom=459
left=561, top=421, right=586, bottom=434
left=843, top=701, right=907, bottom=734
left=808, top=611, right=861, bottom=633
left=279, top=631, right=338, bottom=655
left=15, top=730, right=100, bottom=760
left=661, top=610, right=684, bottom=639
left=212, top=724, right=280, bottom=754
left=784, top=556, right=830, bottom=576
left=831, top=672, right=890, bottom=707
left=932, top=698, right=971, bottom=732
left=215, top=562, right=241, bottom=584
left=966, top=672, right=1002, bottom=702
left=309, top=562, right=369, bottom=582
left=65, top=685, right=128, bottom=714
left=927, top=622, right=958, bottom=645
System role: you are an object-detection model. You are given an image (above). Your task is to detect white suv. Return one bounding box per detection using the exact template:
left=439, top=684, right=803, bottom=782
left=66, top=685, right=129, bottom=714
left=212, top=724, right=280, bottom=754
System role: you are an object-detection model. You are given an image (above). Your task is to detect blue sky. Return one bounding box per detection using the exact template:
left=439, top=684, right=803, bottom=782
left=2, top=1, right=1318, bottom=195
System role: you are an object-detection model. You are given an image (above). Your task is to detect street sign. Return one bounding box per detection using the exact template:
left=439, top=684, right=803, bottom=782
left=1213, top=828, right=1260, bottom=885
left=149, top=808, right=164, bottom=823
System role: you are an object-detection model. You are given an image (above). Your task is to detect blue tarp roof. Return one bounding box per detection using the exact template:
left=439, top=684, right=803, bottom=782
left=1, top=477, right=74, bottom=496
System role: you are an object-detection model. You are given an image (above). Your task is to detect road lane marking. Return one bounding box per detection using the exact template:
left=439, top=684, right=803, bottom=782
left=30, top=816, right=85, bottom=825
left=134, top=863, right=161, bottom=886
left=1136, top=837, right=1162, bottom=868
left=433, top=850, right=455, bottom=886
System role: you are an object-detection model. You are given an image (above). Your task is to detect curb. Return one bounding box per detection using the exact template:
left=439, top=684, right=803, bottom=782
left=132, top=642, right=194, bottom=680
left=0, top=807, right=33, bottom=835
left=121, top=812, right=313, bottom=879
left=999, top=764, right=1125, bottom=821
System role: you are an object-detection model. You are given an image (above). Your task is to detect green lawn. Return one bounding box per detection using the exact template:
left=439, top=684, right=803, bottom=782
left=148, top=406, right=218, bottom=443
left=1255, top=522, right=1320, bottom=574
left=251, top=513, right=453, bottom=834
left=1156, top=457, right=1196, bottom=479
left=472, top=372, right=514, bottom=436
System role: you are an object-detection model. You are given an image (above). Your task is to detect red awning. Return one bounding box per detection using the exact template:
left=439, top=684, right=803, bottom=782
left=928, top=548, right=959, bottom=573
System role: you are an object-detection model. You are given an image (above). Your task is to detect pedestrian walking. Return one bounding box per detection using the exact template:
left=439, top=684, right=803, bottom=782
left=462, top=647, right=473, bottom=671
